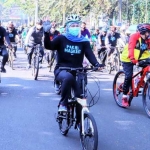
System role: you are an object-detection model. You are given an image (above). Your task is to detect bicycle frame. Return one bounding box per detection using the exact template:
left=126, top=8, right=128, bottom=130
left=131, top=65, right=150, bottom=97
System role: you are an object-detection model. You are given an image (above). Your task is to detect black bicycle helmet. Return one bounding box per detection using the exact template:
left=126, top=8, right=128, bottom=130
left=36, top=19, right=43, bottom=25
left=137, top=23, right=150, bottom=34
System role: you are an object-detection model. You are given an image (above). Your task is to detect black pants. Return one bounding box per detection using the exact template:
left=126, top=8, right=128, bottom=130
left=122, top=62, right=134, bottom=95
left=55, top=69, right=82, bottom=123
left=45, top=50, right=56, bottom=64
left=27, top=46, right=44, bottom=64
left=0, top=47, right=8, bottom=68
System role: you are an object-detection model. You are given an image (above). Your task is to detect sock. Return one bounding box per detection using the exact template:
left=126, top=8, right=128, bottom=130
left=123, top=94, right=127, bottom=98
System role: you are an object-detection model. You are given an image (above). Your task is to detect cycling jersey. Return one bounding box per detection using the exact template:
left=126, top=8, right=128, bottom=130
left=81, top=28, right=91, bottom=39
left=107, top=32, right=120, bottom=47
left=0, top=26, right=10, bottom=45
left=44, top=33, right=98, bottom=71
left=7, top=28, right=18, bottom=42
left=121, top=32, right=150, bottom=62
left=25, top=26, right=44, bottom=46
left=99, top=34, right=106, bottom=46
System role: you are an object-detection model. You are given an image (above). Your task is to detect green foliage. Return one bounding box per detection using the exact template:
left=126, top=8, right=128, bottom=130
left=2, top=0, right=150, bottom=25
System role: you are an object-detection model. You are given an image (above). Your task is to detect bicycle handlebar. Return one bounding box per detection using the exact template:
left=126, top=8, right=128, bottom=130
left=59, top=67, right=101, bottom=72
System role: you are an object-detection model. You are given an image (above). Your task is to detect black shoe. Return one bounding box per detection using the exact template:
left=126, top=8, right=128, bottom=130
left=1, top=67, right=6, bottom=73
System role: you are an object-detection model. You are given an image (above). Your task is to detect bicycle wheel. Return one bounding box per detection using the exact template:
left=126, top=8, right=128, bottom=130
left=80, top=112, right=98, bottom=150
left=9, top=51, right=13, bottom=70
left=142, top=80, right=150, bottom=118
left=57, top=111, right=70, bottom=136
left=32, top=56, right=39, bottom=80
left=106, top=60, right=111, bottom=74
left=114, top=56, right=120, bottom=73
left=113, top=70, right=126, bottom=107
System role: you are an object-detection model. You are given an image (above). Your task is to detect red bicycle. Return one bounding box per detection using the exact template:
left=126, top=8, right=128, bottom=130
left=113, top=59, right=150, bottom=118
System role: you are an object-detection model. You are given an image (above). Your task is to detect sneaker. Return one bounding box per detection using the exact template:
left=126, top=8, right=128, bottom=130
left=26, top=64, right=31, bottom=70
left=122, top=97, right=129, bottom=107
left=55, top=83, right=60, bottom=94
left=1, top=67, right=6, bottom=73
left=58, top=105, right=67, bottom=112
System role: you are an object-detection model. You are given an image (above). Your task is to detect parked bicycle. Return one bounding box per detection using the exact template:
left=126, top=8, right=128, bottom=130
left=113, top=58, right=150, bottom=118
left=31, top=44, right=43, bottom=80
left=56, top=67, right=99, bottom=150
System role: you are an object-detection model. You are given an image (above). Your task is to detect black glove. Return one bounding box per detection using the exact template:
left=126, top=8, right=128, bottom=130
left=93, top=62, right=105, bottom=71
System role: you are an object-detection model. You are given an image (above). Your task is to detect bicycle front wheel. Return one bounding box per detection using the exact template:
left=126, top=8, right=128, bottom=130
left=113, top=70, right=125, bottom=107
left=114, top=56, right=120, bottom=73
left=32, top=56, right=39, bottom=80
left=57, top=111, right=70, bottom=136
left=80, top=112, right=98, bottom=150
left=142, top=80, right=150, bottom=118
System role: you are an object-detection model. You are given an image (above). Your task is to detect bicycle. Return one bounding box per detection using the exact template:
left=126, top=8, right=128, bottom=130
left=113, top=59, right=150, bottom=117
left=48, top=51, right=57, bottom=72
left=31, top=44, right=42, bottom=80
left=8, top=42, right=17, bottom=70
left=106, top=46, right=120, bottom=74
left=56, top=67, right=99, bottom=150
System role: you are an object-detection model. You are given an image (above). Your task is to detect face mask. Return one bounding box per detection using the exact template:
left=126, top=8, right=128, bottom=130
left=68, top=27, right=80, bottom=36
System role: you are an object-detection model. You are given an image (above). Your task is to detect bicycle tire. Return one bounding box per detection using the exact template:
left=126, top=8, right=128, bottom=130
left=142, top=80, right=150, bottom=118
left=80, top=112, right=98, bottom=150
left=114, top=56, right=120, bottom=73
left=106, top=62, right=111, bottom=74
left=113, top=70, right=126, bottom=108
left=57, top=111, right=70, bottom=136
left=32, top=56, right=39, bottom=80
left=9, top=50, right=13, bottom=70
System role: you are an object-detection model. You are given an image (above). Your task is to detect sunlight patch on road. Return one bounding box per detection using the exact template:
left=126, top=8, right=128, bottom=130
left=51, top=98, right=60, bottom=101
left=23, top=86, right=31, bottom=89
left=39, top=92, right=55, bottom=96
left=115, top=120, right=135, bottom=130
left=102, top=88, right=112, bottom=91
left=39, top=131, right=54, bottom=136
left=6, top=84, right=22, bottom=87
left=1, top=93, right=8, bottom=95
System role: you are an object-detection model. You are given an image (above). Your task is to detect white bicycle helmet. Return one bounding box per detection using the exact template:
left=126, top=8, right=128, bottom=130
left=66, top=14, right=81, bottom=23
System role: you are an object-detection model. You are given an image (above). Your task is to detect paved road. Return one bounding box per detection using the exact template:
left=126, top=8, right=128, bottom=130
left=0, top=48, right=150, bottom=150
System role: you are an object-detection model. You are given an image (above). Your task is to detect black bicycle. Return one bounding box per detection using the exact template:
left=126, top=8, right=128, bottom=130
left=31, top=44, right=42, bottom=80
left=56, top=67, right=99, bottom=150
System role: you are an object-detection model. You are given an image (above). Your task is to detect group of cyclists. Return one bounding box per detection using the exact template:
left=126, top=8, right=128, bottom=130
left=0, top=14, right=150, bottom=124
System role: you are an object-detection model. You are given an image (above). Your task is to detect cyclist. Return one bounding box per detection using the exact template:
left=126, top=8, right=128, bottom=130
left=98, top=28, right=107, bottom=64
left=45, top=26, right=60, bottom=67
left=25, top=19, right=44, bottom=69
left=105, top=26, right=125, bottom=61
left=0, top=21, right=11, bottom=72
left=81, top=22, right=91, bottom=39
left=121, top=23, right=150, bottom=107
left=6, top=21, right=20, bottom=58
left=125, top=29, right=131, bottom=44
left=44, top=14, right=104, bottom=114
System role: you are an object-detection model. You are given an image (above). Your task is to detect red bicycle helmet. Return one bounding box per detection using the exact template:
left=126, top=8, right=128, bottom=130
left=137, top=23, right=150, bottom=34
